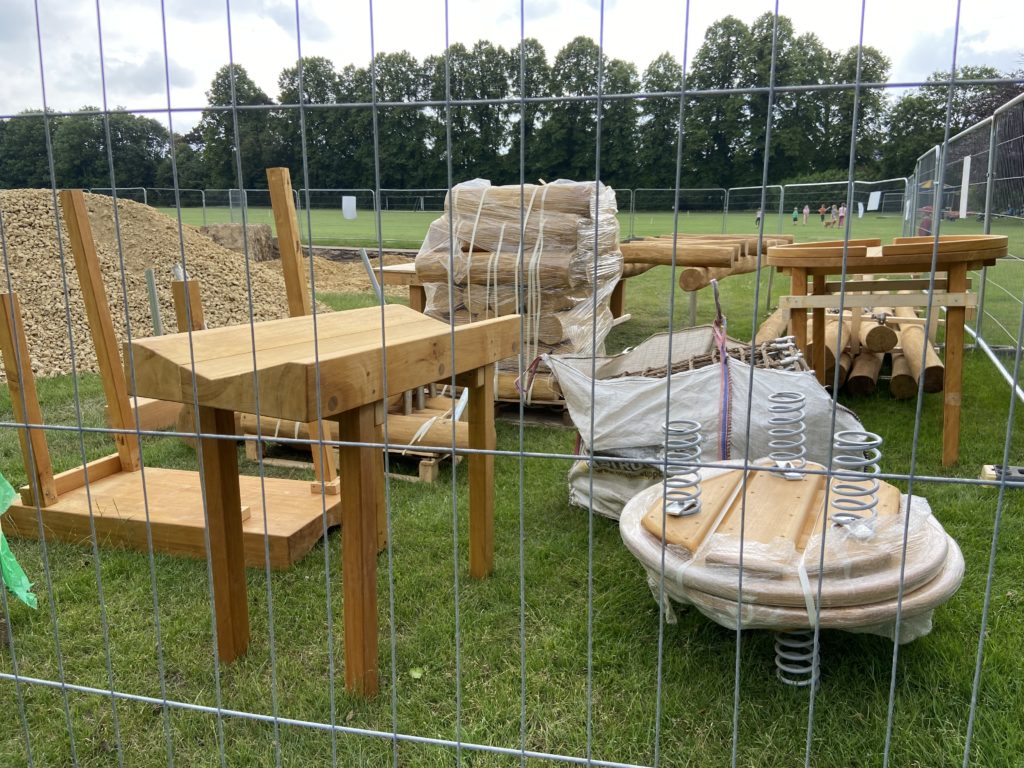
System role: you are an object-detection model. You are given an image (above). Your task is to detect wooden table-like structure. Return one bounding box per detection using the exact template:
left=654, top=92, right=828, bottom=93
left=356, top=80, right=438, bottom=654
left=129, top=305, right=519, bottom=694
left=767, top=236, right=1006, bottom=467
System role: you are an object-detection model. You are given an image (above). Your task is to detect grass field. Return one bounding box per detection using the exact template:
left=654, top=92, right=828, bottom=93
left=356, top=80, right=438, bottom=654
left=2, top=215, right=1024, bottom=766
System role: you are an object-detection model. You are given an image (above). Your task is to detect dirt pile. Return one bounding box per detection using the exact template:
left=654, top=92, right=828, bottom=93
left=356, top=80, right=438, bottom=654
left=0, top=190, right=401, bottom=379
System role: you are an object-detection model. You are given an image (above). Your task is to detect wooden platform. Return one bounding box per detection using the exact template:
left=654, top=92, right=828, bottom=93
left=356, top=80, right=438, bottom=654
left=2, top=466, right=341, bottom=570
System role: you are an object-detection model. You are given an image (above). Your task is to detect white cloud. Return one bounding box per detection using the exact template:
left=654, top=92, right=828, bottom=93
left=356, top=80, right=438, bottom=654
left=1, top=0, right=1020, bottom=133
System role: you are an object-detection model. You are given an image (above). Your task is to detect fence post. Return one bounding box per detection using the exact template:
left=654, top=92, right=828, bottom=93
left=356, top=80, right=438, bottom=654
left=777, top=185, right=785, bottom=234
left=975, top=113, right=1000, bottom=339
left=723, top=188, right=730, bottom=233
left=628, top=188, right=635, bottom=240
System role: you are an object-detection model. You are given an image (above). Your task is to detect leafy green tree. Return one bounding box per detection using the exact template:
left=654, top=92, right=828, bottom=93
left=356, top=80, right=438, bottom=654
left=600, top=58, right=640, bottom=189
left=638, top=53, right=684, bottom=188
left=0, top=111, right=60, bottom=188
left=50, top=108, right=168, bottom=188
left=507, top=38, right=550, bottom=181
left=195, top=64, right=276, bottom=188
left=276, top=56, right=346, bottom=188
left=881, top=66, right=1024, bottom=177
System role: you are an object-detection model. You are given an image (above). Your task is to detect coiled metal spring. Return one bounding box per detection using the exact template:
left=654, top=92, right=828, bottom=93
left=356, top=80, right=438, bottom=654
left=830, top=430, right=883, bottom=528
left=663, top=419, right=703, bottom=517
left=767, top=391, right=807, bottom=480
left=774, top=629, right=819, bottom=687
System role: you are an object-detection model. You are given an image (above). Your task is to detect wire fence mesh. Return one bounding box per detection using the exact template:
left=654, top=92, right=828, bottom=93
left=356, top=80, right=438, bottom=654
left=1, top=4, right=1024, bottom=768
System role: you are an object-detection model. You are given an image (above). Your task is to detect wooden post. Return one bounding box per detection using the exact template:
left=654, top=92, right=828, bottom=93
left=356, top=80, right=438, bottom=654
left=812, top=274, right=826, bottom=384
left=408, top=284, right=426, bottom=314
left=942, top=264, right=967, bottom=466
left=0, top=293, right=57, bottom=507
left=266, top=167, right=312, bottom=317
left=609, top=280, right=626, bottom=319
left=171, top=280, right=206, bottom=332
left=460, top=364, right=495, bottom=579
left=196, top=406, right=249, bottom=663
left=58, top=189, right=140, bottom=472
left=337, top=403, right=380, bottom=696
left=789, top=268, right=808, bottom=360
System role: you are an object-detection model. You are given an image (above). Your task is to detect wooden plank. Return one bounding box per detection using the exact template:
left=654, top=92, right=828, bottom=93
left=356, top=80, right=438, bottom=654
left=59, top=189, right=140, bottom=472
left=463, top=364, right=495, bottom=579
left=196, top=406, right=249, bottom=662
left=824, top=278, right=971, bottom=294
left=408, top=285, right=426, bottom=313
left=0, top=293, right=57, bottom=507
left=780, top=292, right=975, bottom=310
left=171, top=279, right=206, bottom=332
left=266, top=167, right=312, bottom=317
left=337, top=403, right=380, bottom=695
left=379, top=263, right=419, bottom=286
left=640, top=469, right=747, bottom=554
left=943, top=264, right=968, bottom=466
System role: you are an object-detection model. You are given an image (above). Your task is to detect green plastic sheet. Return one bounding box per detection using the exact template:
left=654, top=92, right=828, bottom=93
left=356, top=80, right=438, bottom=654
left=0, top=473, right=36, bottom=609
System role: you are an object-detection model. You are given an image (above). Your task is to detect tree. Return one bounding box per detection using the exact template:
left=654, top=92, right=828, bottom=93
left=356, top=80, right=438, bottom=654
left=638, top=53, right=683, bottom=188
left=0, top=111, right=60, bottom=188
left=507, top=38, right=550, bottom=181
left=881, top=66, right=1024, bottom=177
left=50, top=108, right=168, bottom=188
left=275, top=56, right=345, bottom=188
left=194, top=64, right=276, bottom=188
left=599, top=58, right=640, bottom=188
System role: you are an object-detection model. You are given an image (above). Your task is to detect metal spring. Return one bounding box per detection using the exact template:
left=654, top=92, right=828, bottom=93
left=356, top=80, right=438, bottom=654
left=830, top=429, right=883, bottom=528
left=767, top=391, right=807, bottom=480
left=663, top=419, right=703, bottom=517
left=767, top=335, right=804, bottom=368
left=774, top=630, right=819, bottom=687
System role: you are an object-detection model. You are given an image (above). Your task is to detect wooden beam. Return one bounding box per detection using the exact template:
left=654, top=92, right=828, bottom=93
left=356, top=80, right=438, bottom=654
left=942, top=264, right=968, bottom=466
left=266, top=167, right=311, bottom=316
left=463, top=364, right=495, bottom=579
left=196, top=406, right=249, bottom=663
left=58, top=189, right=140, bottom=472
left=337, top=403, right=380, bottom=695
left=779, top=292, right=975, bottom=310
left=0, top=293, right=57, bottom=507
left=171, top=279, right=206, bottom=332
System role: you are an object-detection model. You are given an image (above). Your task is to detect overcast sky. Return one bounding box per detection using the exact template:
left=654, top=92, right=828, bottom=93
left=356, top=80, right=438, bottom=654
left=1, top=0, right=1021, bottom=133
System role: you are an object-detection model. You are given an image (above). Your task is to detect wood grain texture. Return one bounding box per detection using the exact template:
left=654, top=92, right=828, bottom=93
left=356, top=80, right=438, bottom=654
left=893, top=307, right=944, bottom=394
left=266, top=167, right=312, bottom=317
left=196, top=406, right=249, bottom=662
left=0, top=293, right=57, bottom=507
left=59, top=189, right=140, bottom=471
left=337, top=403, right=381, bottom=695
left=465, top=363, right=495, bottom=579
left=171, top=279, right=206, bottom=332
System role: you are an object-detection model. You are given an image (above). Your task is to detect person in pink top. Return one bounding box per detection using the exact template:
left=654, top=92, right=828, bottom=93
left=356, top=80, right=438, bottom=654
left=802, top=204, right=810, bottom=225
left=838, top=203, right=847, bottom=227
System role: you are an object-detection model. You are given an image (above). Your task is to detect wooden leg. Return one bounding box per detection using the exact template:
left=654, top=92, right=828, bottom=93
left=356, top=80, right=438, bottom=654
left=789, top=268, right=808, bottom=359
left=196, top=406, right=249, bottom=663
left=337, top=404, right=380, bottom=696
left=462, top=364, right=495, bottom=579
left=374, top=407, right=387, bottom=552
left=409, top=285, right=426, bottom=313
left=942, top=265, right=968, bottom=467
left=609, top=280, right=626, bottom=319
left=812, top=274, right=826, bottom=385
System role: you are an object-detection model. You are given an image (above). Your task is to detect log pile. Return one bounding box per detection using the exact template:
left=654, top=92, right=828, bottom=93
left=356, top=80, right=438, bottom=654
left=620, top=233, right=795, bottom=292
left=414, top=180, right=623, bottom=402
left=757, top=305, right=945, bottom=399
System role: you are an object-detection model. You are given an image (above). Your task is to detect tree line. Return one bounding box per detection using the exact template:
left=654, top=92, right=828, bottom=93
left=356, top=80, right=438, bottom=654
left=1, top=13, right=1021, bottom=194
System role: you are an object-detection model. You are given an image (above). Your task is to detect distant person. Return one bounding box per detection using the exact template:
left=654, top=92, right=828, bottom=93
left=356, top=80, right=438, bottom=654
left=803, top=204, right=810, bottom=225
left=838, top=203, right=847, bottom=228
left=792, top=206, right=799, bottom=225
left=917, top=206, right=933, bottom=236
left=755, top=208, right=762, bottom=227
left=818, top=204, right=827, bottom=224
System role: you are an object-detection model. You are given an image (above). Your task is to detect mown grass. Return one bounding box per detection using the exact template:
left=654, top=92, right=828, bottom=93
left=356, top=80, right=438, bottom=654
left=2, top=237, right=1023, bottom=766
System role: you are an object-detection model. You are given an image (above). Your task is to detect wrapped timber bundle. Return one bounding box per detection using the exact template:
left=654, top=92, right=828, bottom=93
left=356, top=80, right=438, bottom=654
left=415, top=179, right=624, bottom=403
left=545, top=326, right=866, bottom=520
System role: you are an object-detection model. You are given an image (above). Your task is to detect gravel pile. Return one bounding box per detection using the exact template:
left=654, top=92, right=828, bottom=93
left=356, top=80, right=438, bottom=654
left=0, top=190, right=325, bottom=378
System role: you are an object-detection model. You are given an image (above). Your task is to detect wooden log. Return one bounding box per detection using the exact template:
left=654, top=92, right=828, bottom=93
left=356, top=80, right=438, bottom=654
left=824, top=351, right=851, bottom=390
left=889, top=350, right=917, bottom=399
left=755, top=307, right=790, bottom=344
left=239, top=411, right=470, bottom=450
left=812, top=319, right=850, bottom=371
left=495, top=369, right=562, bottom=402
left=446, top=182, right=599, bottom=217
left=463, top=285, right=576, bottom=316
left=893, top=307, right=944, bottom=393
left=0, top=293, right=57, bottom=507
left=620, top=240, right=737, bottom=267
left=858, top=310, right=898, bottom=352
left=846, top=351, right=883, bottom=396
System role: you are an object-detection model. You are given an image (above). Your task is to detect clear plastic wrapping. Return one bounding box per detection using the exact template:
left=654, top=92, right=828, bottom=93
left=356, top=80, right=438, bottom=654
left=415, top=179, right=623, bottom=371
left=618, top=468, right=965, bottom=640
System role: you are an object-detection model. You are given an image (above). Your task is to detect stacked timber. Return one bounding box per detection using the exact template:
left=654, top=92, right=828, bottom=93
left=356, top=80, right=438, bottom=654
left=757, top=305, right=945, bottom=399
left=621, top=233, right=795, bottom=292
left=415, top=180, right=623, bottom=403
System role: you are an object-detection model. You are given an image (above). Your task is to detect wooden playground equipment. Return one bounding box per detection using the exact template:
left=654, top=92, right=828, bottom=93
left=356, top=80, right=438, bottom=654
left=766, top=235, right=1008, bottom=466
left=620, top=406, right=964, bottom=686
